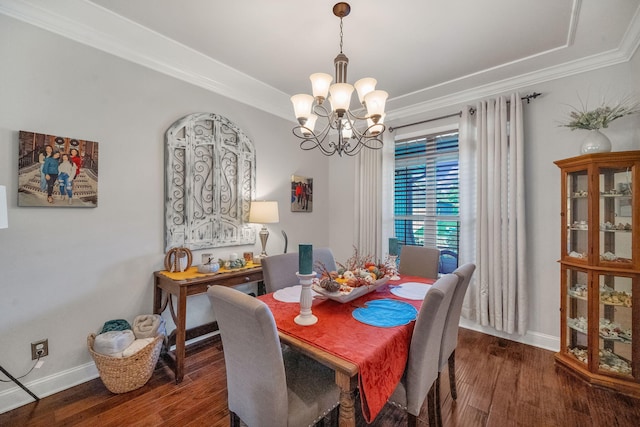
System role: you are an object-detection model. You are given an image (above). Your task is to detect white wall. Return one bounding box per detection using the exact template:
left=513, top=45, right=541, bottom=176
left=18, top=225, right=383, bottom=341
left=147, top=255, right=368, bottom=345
left=0, top=15, right=330, bottom=412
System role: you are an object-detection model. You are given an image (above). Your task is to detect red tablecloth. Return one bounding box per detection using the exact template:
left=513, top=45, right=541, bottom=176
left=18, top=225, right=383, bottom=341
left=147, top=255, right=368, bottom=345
left=258, top=275, right=434, bottom=422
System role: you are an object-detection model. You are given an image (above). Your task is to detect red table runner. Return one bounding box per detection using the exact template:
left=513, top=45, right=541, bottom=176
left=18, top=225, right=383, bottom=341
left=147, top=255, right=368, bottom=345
left=258, top=275, right=434, bottom=423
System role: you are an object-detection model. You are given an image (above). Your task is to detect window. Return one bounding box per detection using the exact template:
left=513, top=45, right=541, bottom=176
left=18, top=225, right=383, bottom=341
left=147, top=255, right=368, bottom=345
left=394, top=131, right=459, bottom=273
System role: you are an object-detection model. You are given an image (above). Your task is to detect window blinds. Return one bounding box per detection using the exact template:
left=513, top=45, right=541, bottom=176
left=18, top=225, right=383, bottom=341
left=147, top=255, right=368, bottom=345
left=394, top=132, right=460, bottom=253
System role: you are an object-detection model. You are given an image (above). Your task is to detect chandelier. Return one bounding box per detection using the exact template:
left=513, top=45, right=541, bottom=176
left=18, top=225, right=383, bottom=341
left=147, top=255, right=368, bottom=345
left=290, top=2, right=388, bottom=157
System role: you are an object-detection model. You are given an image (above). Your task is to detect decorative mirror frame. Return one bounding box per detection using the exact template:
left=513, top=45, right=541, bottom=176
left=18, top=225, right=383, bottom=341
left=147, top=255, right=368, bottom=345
left=165, top=112, right=256, bottom=251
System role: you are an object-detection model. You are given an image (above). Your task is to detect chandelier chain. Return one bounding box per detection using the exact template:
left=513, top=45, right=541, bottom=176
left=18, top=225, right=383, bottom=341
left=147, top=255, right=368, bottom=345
left=339, top=18, right=344, bottom=53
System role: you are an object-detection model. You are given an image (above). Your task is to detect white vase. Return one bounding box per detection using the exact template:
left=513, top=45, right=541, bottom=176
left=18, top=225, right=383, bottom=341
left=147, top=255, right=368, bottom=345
left=581, top=129, right=612, bottom=154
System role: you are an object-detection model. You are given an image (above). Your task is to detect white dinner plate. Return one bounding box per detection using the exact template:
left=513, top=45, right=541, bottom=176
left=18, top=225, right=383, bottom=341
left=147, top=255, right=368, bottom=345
left=273, top=285, right=321, bottom=303
left=390, top=282, right=432, bottom=300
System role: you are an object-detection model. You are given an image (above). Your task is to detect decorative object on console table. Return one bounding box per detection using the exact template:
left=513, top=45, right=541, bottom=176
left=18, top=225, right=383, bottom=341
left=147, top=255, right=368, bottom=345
left=559, top=96, right=640, bottom=155
left=197, top=253, right=220, bottom=273
left=164, top=247, right=192, bottom=272
left=249, top=200, right=280, bottom=261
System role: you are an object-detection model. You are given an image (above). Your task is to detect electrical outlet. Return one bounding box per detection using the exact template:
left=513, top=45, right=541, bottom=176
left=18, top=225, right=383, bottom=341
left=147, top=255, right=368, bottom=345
left=31, top=339, right=48, bottom=360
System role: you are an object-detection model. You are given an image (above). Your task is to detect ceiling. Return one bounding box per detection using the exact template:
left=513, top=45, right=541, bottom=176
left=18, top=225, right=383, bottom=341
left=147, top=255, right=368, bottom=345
left=2, top=0, right=640, bottom=122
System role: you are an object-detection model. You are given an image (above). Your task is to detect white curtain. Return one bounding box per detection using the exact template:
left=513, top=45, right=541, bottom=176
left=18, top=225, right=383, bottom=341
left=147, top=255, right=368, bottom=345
left=459, top=93, right=527, bottom=335
left=355, top=148, right=383, bottom=259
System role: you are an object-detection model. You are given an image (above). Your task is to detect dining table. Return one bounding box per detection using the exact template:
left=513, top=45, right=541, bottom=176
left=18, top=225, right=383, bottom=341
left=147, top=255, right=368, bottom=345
left=258, top=274, right=435, bottom=427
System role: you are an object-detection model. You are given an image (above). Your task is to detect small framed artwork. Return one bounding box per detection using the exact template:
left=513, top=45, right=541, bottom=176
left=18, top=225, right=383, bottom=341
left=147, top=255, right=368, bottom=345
left=18, top=130, right=99, bottom=207
left=291, top=175, right=313, bottom=212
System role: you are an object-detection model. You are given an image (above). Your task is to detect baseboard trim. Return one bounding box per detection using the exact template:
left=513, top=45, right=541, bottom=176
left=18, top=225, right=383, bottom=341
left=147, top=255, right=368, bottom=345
left=0, top=362, right=99, bottom=414
left=1, top=323, right=559, bottom=415
left=459, top=318, right=560, bottom=352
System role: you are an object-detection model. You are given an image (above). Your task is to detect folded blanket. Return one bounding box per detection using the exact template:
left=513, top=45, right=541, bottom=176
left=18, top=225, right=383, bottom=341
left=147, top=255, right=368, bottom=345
left=100, top=319, right=132, bottom=334
left=93, top=330, right=135, bottom=356
left=122, top=338, right=155, bottom=358
left=132, top=314, right=166, bottom=339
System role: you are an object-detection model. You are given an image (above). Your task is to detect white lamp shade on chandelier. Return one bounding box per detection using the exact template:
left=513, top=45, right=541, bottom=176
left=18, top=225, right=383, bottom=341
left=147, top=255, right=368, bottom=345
left=290, top=2, right=388, bottom=157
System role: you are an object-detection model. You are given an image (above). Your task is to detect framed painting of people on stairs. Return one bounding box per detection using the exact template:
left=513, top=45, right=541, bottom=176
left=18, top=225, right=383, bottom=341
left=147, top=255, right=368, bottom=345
left=291, top=174, right=312, bottom=212
left=17, top=130, right=99, bottom=208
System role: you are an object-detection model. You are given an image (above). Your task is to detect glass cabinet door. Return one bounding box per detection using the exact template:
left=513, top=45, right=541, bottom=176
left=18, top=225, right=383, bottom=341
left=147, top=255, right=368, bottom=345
left=598, top=166, right=634, bottom=266
left=596, top=273, right=633, bottom=378
left=566, top=268, right=589, bottom=366
left=567, top=170, right=589, bottom=261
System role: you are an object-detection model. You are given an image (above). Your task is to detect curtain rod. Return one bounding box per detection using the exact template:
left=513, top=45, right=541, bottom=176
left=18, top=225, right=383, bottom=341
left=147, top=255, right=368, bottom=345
left=388, top=92, right=542, bottom=133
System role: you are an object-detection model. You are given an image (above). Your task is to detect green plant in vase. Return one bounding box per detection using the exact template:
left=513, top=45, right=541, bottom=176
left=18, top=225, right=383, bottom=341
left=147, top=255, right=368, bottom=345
left=560, top=96, right=640, bottom=154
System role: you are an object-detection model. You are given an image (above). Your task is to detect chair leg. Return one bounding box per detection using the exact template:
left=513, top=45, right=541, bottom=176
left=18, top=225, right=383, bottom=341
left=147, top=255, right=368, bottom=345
left=448, top=351, right=457, bottom=400
left=434, top=372, right=442, bottom=426
left=427, top=383, right=442, bottom=427
left=229, top=411, right=241, bottom=427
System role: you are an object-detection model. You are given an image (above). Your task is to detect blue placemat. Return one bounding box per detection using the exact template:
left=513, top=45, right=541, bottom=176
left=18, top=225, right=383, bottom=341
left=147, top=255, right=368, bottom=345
left=352, top=299, right=418, bottom=328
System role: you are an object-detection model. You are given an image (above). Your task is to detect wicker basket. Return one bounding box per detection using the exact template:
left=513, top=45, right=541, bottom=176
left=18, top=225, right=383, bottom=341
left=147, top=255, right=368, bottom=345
left=87, top=333, right=164, bottom=394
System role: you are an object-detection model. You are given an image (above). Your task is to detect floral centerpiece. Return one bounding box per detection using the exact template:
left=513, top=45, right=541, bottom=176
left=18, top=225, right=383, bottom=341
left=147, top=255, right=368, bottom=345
left=313, top=247, right=390, bottom=294
left=560, top=96, right=640, bottom=154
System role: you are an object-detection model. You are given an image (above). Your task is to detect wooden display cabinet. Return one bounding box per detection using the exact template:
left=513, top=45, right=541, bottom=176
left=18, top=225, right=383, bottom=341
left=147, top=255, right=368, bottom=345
left=555, top=151, right=640, bottom=397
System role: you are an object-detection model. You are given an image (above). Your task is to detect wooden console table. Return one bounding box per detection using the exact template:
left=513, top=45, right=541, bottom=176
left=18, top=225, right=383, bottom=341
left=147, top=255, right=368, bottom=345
left=153, top=266, right=264, bottom=383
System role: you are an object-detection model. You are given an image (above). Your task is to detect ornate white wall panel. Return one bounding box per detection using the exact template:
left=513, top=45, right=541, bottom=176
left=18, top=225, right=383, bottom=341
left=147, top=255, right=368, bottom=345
left=165, top=113, right=256, bottom=250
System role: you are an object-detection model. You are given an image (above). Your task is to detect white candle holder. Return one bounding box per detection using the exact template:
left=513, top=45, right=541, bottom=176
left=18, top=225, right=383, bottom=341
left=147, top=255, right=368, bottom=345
left=294, top=272, right=318, bottom=326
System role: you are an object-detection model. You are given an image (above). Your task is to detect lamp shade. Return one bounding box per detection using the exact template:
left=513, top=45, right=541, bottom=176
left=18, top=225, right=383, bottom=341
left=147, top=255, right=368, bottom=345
left=364, top=90, right=388, bottom=119
left=249, top=201, right=279, bottom=224
left=290, top=94, right=314, bottom=122
left=0, top=186, right=7, bottom=229
left=354, top=77, right=377, bottom=104
left=310, top=73, right=332, bottom=100
left=302, top=114, right=318, bottom=136
left=328, top=83, right=354, bottom=114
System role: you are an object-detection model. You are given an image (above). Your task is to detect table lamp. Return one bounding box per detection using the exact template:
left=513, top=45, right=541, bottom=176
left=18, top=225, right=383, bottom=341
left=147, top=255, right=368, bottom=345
left=249, top=200, right=279, bottom=259
left=0, top=186, right=7, bottom=229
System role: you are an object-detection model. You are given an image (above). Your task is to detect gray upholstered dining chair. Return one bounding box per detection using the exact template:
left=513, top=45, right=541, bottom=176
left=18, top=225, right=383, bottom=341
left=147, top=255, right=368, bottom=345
left=262, top=252, right=299, bottom=293
left=387, top=273, right=458, bottom=427
left=262, top=248, right=337, bottom=293
left=398, top=246, right=441, bottom=279
left=313, top=247, right=338, bottom=274
left=434, top=263, right=476, bottom=425
left=207, top=285, right=340, bottom=427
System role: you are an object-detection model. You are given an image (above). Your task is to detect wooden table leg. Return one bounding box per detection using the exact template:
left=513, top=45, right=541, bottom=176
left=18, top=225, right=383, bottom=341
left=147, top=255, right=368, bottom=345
left=335, top=371, right=358, bottom=427
left=153, top=277, right=162, bottom=314
left=174, top=287, right=187, bottom=383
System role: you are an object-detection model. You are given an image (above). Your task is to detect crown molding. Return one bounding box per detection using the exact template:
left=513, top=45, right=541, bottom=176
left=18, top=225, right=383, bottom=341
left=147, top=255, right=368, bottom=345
left=385, top=46, right=633, bottom=121
left=0, top=0, right=294, bottom=121
left=385, top=1, right=639, bottom=120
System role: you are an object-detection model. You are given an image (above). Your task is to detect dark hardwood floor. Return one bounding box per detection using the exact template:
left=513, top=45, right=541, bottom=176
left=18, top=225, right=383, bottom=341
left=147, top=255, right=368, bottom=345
left=2, top=328, right=639, bottom=426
